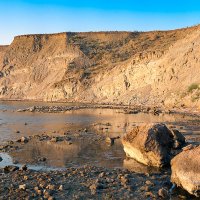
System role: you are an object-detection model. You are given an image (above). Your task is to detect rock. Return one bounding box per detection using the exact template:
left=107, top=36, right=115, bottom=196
left=0, top=156, right=2, bottom=162
left=46, top=184, right=55, bottom=190
left=171, top=145, right=200, bottom=197
left=145, top=180, right=154, bottom=186
left=89, top=184, right=97, bottom=194
left=38, top=157, right=47, bottom=162
left=122, top=123, right=184, bottom=167
left=4, top=165, right=19, bottom=173
left=105, top=137, right=115, bottom=146
left=145, top=191, right=155, bottom=198
left=21, top=164, right=28, bottom=171
left=58, top=185, right=63, bottom=191
left=20, top=136, right=29, bottom=143
left=19, top=184, right=26, bottom=190
left=98, top=172, right=105, bottom=178
left=29, top=106, right=35, bottom=112
left=171, top=129, right=185, bottom=149
left=106, top=136, right=120, bottom=146
left=158, top=188, right=169, bottom=199
left=89, top=182, right=105, bottom=194
left=50, top=137, right=58, bottom=142
left=13, top=160, right=19, bottom=164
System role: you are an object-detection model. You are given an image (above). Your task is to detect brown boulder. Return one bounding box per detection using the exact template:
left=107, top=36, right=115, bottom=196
left=171, top=145, right=200, bottom=197
left=122, top=123, right=185, bottom=167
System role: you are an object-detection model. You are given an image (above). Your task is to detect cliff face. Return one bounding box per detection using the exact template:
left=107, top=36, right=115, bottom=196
left=1, top=26, right=200, bottom=109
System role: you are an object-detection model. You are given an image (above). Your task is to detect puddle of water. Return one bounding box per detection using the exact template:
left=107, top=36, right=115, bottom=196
left=0, top=152, right=58, bottom=171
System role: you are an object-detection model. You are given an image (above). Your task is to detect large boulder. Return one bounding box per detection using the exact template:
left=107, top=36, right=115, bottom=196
left=171, top=145, right=200, bottom=197
left=122, top=123, right=185, bottom=167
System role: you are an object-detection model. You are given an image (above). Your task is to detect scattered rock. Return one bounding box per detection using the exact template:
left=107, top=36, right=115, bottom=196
left=171, top=129, right=185, bottom=149
left=171, top=145, right=200, bottom=197
left=20, top=164, right=28, bottom=171
left=46, top=184, right=55, bottom=190
left=105, top=136, right=120, bottom=146
left=158, top=188, right=169, bottom=199
left=20, top=136, right=29, bottom=143
left=50, top=137, right=58, bottom=142
left=29, top=106, right=35, bottom=112
left=105, top=137, right=115, bottom=146
left=19, top=184, right=26, bottom=190
left=59, top=185, right=63, bottom=191
left=122, top=123, right=181, bottom=167
left=4, top=165, right=19, bottom=173
left=38, top=157, right=47, bottom=162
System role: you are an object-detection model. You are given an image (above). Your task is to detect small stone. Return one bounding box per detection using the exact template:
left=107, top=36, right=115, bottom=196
left=50, top=137, right=58, bottom=142
left=58, top=185, right=63, bottom=191
left=38, top=157, right=46, bottom=162
left=20, top=136, right=29, bottom=143
left=67, top=141, right=72, bottom=145
left=98, top=172, right=105, bottom=178
left=24, top=175, right=28, bottom=180
left=16, top=130, right=20, bottom=133
left=21, top=164, right=28, bottom=171
left=13, top=160, right=19, bottom=164
left=0, top=156, right=2, bottom=162
left=105, top=137, right=114, bottom=146
left=145, top=191, right=155, bottom=198
left=4, top=165, right=19, bottom=173
left=46, top=184, right=55, bottom=190
left=158, top=188, right=169, bottom=199
left=120, top=176, right=129, bottom=185
left=140, top=185, right=149, bottom=191
left=145, top=180, right=154, bottom=186
left=19, top=184, right=26, bottom=190
left=89, top=184, right=97, bottom=194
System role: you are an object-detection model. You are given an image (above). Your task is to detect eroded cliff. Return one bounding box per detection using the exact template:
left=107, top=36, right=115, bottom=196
left=1, top=26, right=200, bottom=109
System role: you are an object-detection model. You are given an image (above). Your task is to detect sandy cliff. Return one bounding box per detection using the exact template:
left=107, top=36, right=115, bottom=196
left=1, top=26, right=200, bottom=109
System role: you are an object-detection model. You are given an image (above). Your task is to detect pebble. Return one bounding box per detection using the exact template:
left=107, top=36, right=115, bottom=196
left=50, top=137, right=58, bottom=142
left=158, top=188, right=169, bottom=199
left=19, top=184, right=26, bottom=190
left=21, top=164, right=28, bottom=171
left=38, top=157, right=47, bottom=162
left=20, top=136, right=29, bottom=143
left=59, top=185, right=63, bottom=191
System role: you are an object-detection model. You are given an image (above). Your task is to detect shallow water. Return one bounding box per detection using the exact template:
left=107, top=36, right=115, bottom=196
left=0, top=101, right=200, bottom=171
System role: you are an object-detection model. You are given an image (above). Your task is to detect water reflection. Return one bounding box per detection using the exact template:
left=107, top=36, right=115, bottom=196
left=9, top=139, right=125, bottom=169
left=0, top=101, right=200, bottom=171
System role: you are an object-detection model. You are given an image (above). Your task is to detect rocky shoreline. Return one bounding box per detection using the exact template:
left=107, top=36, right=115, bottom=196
left=15, top=103, right=200, bottom=118
left=0, top=126, right=199, bottom=199
left=0, top=103, right=200, bottom=199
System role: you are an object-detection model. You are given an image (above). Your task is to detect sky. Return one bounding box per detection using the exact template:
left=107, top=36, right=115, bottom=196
left=1, top=0, right=200, bottom=44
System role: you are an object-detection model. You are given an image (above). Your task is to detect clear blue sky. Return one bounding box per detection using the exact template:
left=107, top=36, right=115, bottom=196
left=1, top=0, right=200, bottom=44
